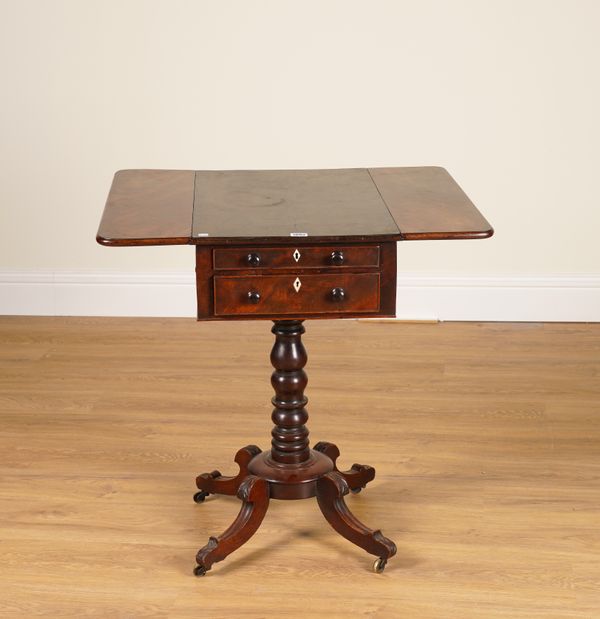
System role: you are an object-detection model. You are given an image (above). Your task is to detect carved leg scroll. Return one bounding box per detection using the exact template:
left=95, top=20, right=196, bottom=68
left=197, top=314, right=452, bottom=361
left=194, top=445, right=262, bottom=502
left=314, top=441, right=375, bottom=494
left=194, top=475, right=270, bottom=575
left=316, top=471, right=396, bottom=572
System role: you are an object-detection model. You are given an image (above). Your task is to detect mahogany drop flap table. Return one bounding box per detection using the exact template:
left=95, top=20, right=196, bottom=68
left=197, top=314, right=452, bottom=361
left=97, top=167, right=493, bottom=575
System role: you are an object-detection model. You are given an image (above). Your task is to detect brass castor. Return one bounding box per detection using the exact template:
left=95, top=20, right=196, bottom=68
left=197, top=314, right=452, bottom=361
left=350, top=486, right=363, bottom=494
left=373, top=557, right=387, bottom=573
left=193, top=490, right=209, bottom=503
left=193, top=564, right=207, bottom=576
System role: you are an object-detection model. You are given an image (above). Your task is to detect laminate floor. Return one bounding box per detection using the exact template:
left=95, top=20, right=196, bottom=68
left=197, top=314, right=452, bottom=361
left=0, top=318, right=598, bottom=618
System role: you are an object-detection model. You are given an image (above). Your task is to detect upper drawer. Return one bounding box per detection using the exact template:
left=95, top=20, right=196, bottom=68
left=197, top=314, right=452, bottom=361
left=213, top=245, right=380, bottom=270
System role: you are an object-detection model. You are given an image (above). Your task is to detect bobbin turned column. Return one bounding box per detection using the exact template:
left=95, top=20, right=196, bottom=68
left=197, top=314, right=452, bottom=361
left=248, top=321, right=333, bottom=499
left=269, top=320, right=310, bottom=463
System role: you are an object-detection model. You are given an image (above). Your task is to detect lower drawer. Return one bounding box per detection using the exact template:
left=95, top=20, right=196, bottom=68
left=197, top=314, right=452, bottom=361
left=213, top=273, right=380, bottom=316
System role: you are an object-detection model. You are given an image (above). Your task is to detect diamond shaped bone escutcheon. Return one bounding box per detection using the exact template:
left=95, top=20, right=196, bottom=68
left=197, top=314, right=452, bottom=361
left=293, top=277, right=302, bottom=293
left=293, top=249, right=301, bottom=262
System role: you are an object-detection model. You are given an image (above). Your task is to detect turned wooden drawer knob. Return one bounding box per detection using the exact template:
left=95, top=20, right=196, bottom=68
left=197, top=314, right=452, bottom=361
left=330, top=250, right=345, bottom=266
left=331, top=287, right=345, bottom=302
left=247, top=253, right=261, bottom=267
left=247, top=291, right=261, bottom=304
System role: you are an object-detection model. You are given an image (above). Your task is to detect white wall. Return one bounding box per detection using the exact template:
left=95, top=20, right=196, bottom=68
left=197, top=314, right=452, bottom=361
left=1, top=1, right=599, bottom=319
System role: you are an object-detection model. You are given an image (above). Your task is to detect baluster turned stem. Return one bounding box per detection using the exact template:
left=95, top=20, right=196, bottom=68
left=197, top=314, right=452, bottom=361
left=270, top=320, right=310, bottom=464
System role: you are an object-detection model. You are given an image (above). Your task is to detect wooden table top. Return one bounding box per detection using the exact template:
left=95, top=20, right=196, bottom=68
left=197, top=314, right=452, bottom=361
left=97, top=167, right=493, bottom=246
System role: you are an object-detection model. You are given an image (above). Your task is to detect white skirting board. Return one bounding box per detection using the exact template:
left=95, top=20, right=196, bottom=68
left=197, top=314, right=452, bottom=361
left=0, top=270, right=599, bottom=322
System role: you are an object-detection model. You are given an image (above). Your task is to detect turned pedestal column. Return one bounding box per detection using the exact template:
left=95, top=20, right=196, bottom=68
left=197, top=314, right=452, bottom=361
left=247, top=320, right=333, bottom=499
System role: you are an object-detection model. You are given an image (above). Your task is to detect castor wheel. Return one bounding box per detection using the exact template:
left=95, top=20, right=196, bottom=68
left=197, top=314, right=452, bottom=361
left=193, top=490, right=209, bottom=503
left=193, top=564, right=207, bottom=576
left=350, top=486, right=363, bottom=494
left=373, top=557, right=387, bottom=573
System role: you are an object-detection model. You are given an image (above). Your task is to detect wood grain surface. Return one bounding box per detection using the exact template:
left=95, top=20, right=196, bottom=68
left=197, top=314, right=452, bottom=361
left=192, top=168, right=399, bottom=241
left=96, top=170, right=195, bottom=246
left=0, top=318, right=597, bottom=618
left=97, top=167, right=493, bottom=246
left=368, top=167, right=493, bottom=240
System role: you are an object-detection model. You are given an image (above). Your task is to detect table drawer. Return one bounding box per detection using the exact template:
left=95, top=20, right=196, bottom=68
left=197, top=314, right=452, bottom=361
left=213, top=273, right=380, bottom=316
left=213, top=245, right=380, bottom=270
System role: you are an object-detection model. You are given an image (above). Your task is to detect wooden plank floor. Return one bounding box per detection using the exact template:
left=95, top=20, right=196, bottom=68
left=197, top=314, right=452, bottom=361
left=0, top=317, right=599, bottom=618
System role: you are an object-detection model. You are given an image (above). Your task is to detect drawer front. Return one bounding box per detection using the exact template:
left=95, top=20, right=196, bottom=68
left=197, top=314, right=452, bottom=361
left=214, top=273, right=380, bottom=316
left=213, top=245, right=379, bottom=270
